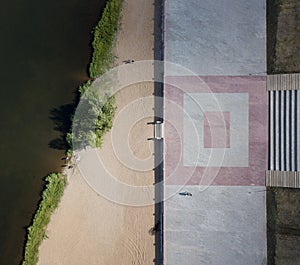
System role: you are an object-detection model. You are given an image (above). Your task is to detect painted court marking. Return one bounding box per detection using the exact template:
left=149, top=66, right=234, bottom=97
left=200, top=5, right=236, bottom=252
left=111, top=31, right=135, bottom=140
left=164, top=76, right=268, bottom=186
left=183, top=92, right=249, bottom=167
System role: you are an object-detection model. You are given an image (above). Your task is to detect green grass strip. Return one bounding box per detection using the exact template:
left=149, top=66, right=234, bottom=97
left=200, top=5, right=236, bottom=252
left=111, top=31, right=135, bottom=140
left=89, top=0, right=123, bottom=78
left=22, top=173, right=67, bottom=265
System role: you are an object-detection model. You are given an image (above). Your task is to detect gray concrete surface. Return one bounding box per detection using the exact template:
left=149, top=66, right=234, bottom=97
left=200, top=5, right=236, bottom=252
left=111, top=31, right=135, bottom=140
left=183, top=92, right=249, bottom=167
left=165, top=0, right=266, bottom=76
left=164, top=186, right=267, bottom=265
left=163, top=0, right=267, bottom=264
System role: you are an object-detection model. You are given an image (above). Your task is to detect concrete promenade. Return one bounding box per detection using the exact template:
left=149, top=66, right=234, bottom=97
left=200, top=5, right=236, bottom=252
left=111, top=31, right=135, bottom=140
left=163, top=0, right=267, bottom=264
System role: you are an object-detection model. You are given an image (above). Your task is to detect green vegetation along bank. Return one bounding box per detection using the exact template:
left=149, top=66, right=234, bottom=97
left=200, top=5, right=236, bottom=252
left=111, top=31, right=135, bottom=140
left=89, top=0, right=123, bottom=78
left=22, top=173, right=66, bottom=265
left=67, top=0, right=123, bottom=149
left=22, top=0, right=123, bottom=264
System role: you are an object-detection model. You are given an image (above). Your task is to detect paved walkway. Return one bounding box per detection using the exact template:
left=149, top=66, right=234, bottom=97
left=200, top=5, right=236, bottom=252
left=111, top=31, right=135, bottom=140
left=163, top=0, right=267, bottom=264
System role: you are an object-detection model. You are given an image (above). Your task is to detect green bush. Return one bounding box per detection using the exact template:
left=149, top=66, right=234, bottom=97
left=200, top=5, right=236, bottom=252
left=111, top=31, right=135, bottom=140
left=22, top=173, right=67, bottom=265
left=78, top=80, right=92, bottom=95
left=71, top=0, right=122, bottom=147
left=69, top=90, right=116, bottom=148
left=89, top=0, right=123, bottom=78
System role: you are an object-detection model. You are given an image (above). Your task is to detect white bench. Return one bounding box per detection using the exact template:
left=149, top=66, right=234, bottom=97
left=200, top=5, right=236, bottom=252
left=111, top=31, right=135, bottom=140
left=154, top=120, right=164, bottom=140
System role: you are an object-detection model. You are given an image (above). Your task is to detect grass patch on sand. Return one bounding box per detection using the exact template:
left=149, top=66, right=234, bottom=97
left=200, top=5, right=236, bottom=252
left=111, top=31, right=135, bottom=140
left=22, top=173, right=67, bottom=265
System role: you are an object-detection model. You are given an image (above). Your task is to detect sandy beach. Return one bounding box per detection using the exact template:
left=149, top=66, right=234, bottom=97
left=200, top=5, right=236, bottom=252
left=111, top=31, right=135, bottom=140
left=37, top=0, right=159, bottom=264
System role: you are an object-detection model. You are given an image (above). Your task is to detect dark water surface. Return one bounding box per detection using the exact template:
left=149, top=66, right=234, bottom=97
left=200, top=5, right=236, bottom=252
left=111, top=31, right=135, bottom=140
left=0, top=0, right=106, bottom=263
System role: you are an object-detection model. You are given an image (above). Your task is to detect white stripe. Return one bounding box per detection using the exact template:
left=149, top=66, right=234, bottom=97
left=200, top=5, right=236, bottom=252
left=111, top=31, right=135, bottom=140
left=275, top=91, right=280, bottom=170
left=286, top=91, right=290, bottom=171
left=297, top=88, right=300, bottom=171
left=281, top=91, right=285, bottom=170
left=291, top=91, right=295, bottom=171
left=269, top=92, right=274, bottom=170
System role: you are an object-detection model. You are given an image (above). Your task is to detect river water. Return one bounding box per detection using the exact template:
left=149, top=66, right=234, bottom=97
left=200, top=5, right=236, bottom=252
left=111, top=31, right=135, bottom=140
left=0, top=0, right=106, bottom=263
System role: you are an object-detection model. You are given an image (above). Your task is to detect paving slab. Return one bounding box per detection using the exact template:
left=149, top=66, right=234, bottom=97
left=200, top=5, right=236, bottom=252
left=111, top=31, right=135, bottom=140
left=165, top=0, right=266, bottom=76
left=164, top=185, right=267, bottom=265
left=164, top=76, right=268, bottom=186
